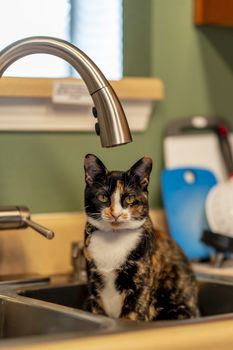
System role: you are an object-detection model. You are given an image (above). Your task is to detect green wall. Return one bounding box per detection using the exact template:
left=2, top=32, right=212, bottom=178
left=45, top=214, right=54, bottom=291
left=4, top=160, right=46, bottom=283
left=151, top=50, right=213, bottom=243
left=0, top=0, right=232, bottom=214
left=123, top=0, right=152, bottom=76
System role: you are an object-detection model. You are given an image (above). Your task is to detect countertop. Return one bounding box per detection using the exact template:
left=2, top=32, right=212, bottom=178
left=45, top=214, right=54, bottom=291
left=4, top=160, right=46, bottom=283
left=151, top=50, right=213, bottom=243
left=4, top=315, right=233, bottom=350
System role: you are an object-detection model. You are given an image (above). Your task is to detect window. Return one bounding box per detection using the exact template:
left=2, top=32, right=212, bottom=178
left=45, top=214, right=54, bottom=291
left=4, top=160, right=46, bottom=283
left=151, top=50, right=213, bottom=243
left=0, top=0, right=122, bottom=79
left=73, top=0, right=122, bottom=79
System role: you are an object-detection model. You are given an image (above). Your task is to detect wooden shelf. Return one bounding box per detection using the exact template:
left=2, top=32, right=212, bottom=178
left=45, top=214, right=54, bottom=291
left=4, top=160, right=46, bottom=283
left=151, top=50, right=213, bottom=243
left=0, top=77, right=164, bottom=132
left=194, top=0, right=233, bottom=27
left=0, top=76, right=164, bottom=101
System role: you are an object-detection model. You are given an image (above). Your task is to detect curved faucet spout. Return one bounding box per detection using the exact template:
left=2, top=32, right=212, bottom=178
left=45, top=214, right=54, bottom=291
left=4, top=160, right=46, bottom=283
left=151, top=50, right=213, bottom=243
left=0, top=36, right=132, bottom=147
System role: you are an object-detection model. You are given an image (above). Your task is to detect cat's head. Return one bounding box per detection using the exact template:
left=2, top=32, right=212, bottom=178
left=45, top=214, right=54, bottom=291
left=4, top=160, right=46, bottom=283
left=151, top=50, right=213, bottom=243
left=84, top=154, right=152, bottom=231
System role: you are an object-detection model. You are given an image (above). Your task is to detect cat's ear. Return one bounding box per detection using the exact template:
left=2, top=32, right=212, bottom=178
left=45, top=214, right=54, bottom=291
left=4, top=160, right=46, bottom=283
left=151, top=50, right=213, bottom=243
left=84, top=154, right=107, bottom=185
left=127, top=157, right=152, bottom=189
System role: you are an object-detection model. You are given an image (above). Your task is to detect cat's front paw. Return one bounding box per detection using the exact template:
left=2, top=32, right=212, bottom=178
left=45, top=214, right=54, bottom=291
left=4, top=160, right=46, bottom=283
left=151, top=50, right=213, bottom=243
left=120, top=311, right=149, bottom=321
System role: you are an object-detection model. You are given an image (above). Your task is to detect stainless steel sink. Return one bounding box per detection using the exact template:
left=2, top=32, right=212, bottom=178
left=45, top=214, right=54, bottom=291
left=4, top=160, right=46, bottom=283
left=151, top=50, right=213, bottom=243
left=19, top=282, right=88, bottom=311
left=0, top=275, right=233, bottom=342
left=19, top=278, right=233, bottom=318
left=198, top=279, right=233, bottom=316
left=0, top=292, right=115, bottom=340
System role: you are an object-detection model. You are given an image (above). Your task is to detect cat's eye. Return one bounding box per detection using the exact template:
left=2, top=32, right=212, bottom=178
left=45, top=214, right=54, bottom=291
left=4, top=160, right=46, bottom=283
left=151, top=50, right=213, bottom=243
left=97, top=194, right=109, bottom=203
left=125, top=195, right=136, bottom=205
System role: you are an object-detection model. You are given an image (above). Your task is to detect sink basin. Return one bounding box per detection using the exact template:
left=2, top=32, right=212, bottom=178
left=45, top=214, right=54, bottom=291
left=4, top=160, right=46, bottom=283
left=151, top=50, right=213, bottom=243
left=19, top=279, right=233, bottom=318
left=0, top=276, right=231, bottom=342
left=19, top=283, right=88, bottom=311
left=0, top=294, right=113, bottom=340
left=0, top=274, right=230, bottom=345
left=198, top=279, right=233, bottom=316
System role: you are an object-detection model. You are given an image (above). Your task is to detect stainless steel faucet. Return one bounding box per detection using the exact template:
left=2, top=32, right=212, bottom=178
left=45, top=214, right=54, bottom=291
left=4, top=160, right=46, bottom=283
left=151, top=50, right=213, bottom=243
left=0, top=37, right=132, bottom=239
left=0, top=206, right=54, bottom=239
left=0, top=36, right=132, bottom=147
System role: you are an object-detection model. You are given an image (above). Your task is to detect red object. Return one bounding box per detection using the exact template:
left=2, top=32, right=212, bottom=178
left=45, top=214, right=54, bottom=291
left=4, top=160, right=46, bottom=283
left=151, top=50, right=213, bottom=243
left=217, top=125, right=228, bottom=136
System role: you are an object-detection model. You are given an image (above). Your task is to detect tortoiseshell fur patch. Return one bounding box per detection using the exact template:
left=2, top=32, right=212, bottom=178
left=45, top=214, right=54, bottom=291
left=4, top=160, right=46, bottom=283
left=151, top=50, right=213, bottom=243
left=83, top=154, right=199, bottom=321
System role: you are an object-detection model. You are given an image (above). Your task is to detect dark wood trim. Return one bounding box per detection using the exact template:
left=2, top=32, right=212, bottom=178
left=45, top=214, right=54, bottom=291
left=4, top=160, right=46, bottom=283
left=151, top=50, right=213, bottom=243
left=194, top=0, right=233, bottom=27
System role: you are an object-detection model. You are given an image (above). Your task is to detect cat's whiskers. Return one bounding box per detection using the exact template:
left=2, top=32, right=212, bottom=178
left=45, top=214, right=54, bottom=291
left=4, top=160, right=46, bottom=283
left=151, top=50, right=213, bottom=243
left=87, top=213, right=102, bottom=221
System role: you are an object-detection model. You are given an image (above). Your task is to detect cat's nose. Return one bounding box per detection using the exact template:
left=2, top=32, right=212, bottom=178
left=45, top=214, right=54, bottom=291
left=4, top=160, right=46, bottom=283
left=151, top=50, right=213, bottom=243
left=111, top=213, right=121, bottom=221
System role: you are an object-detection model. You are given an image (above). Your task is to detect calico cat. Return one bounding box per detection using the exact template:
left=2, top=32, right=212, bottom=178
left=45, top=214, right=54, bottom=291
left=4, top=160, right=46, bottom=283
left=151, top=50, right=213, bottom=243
left=83, top=154, right=199, bottom=321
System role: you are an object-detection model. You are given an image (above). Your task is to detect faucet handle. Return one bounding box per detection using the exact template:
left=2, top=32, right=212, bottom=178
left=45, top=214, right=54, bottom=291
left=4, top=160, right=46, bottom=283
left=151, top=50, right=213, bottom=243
left=0, top=206, right=54, bottom=240
left=22, top=217, right=54, bottom=240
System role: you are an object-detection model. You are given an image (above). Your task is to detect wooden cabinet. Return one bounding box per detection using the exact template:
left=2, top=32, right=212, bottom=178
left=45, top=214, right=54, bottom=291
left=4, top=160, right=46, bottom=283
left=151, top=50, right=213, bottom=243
left=194, top=0, right=233, bottom=27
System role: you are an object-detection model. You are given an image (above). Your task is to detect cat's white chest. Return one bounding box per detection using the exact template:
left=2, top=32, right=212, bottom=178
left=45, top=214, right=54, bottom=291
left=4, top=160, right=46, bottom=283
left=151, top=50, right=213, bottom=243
left=88, top=229, right=142, bottom=272
left=88, top=228, right=142, bottom=318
